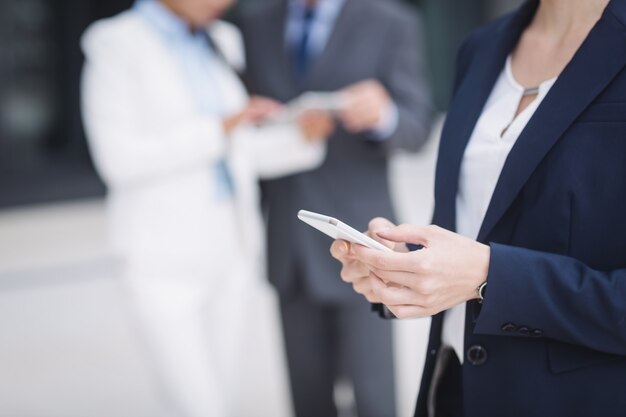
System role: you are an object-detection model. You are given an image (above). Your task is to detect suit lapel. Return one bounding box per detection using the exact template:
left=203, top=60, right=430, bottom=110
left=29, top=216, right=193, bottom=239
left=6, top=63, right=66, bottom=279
left=304, top=0, right=362, bottom=88
left=433, top=0, right=538, bottom=231
left=265, top=1, right=300, bottom=97
left=477, top=0, right=626, bottom=242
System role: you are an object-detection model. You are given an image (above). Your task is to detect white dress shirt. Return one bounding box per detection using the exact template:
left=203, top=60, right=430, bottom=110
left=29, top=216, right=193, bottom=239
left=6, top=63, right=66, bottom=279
left=443, top=56, right=558, bottom=363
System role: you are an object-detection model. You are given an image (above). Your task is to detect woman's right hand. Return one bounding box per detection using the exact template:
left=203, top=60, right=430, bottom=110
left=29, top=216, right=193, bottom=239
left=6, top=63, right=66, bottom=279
left=223, top=96, right=283, bottom=134
left=329, top=217, right=402, bottom=303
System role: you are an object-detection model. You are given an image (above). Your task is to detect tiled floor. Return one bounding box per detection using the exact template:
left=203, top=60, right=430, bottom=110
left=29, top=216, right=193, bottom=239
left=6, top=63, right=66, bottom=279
left=0, top=121, right=441, bottom=417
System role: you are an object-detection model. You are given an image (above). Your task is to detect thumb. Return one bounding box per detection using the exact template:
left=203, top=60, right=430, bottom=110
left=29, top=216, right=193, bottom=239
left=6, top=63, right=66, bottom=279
left=376, top=224, right=431, bottom=247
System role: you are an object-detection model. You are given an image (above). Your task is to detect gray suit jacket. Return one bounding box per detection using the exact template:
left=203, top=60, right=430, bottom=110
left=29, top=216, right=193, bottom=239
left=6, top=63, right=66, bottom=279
left=238, top=0, right=433, bottom=303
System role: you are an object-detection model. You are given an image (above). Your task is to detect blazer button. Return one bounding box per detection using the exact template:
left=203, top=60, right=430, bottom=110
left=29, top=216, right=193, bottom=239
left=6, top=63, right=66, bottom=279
left=518, top=326, right=530, bottom=336
left=501, top=323, right=517, bottom=333
left=531, top=329, right=544, bottom=338
left=467, top=345, right=488, bottom=366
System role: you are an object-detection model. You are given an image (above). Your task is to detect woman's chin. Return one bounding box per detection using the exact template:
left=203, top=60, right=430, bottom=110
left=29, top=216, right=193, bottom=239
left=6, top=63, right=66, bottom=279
left=195, top=9, right=225, bottom=26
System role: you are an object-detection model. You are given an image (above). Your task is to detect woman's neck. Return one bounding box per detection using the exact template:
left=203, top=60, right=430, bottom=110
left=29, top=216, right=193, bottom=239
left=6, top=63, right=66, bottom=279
left=532, top=0, right=610, bottom=38
left=510, top=0, right=610, bottom=88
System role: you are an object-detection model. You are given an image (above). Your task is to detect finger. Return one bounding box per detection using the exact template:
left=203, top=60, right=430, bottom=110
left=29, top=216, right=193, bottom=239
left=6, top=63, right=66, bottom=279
left=386, top=304, right=431, bottom=319
left=347, top=101, right=378, bottom=115
left=342, top=79, right=376, bottom=94
left=340, top=259, right=370, bottom=283
left=337, top=108, right=358, bottom=124
left=352, top=275, right=382, bottom=303
left=330, top=239, right=351, bottom=261
left=368, top=217, right=396, bottom=232
left=369, top=266, right=425, bottom=289
left=363, top=291, right=382, bottom=303
left=376, top=224, right=435, bottom=247
left=351, top=245, right=417, bottom=272
left=341, top=114, right=377, bottom=133
left=341, top=103, right=377, bottom=122
left=366, top=217, right=397, bottom=249
left=352, top=275, right=373, bottom=295
left=340, top=117, right=366, bottom=134
left=370, top=272, right=423, bottom=306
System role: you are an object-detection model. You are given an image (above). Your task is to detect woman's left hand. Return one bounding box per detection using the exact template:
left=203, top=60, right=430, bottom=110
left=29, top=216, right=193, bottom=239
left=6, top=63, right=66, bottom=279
left=350, top=224, right=491, bottom=319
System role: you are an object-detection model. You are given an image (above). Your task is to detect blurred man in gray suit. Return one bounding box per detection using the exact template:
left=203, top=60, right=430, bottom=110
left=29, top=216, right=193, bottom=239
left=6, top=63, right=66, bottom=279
left=238, top=1, right=433, bottom=416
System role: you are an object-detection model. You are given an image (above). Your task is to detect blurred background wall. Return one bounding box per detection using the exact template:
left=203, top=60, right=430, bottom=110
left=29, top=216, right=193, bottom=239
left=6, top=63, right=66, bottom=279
left=0, top=1, right=521, bottom=416
left=0, top=0, right=522, bottom=209
left=0, top=0, right=129, bottom=207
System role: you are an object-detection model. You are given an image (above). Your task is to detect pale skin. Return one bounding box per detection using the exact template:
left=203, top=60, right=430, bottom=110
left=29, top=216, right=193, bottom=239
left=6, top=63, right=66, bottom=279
left=339, top=79, right=394, bottom=134
left=160, top=0, right=335, bottom=141
left=330, top=0, right=610, bottom=319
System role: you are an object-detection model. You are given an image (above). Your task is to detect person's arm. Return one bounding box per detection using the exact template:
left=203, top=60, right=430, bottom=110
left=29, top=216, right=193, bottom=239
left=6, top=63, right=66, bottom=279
left=474, top=243, right=626, bottom=356
left=378, top=10, right=434, bottom=152
left=336, top=222, right=626, bottom=356
left=229, top=121, right=327, bottom=180
left=80, top=25, right=227, bottom=188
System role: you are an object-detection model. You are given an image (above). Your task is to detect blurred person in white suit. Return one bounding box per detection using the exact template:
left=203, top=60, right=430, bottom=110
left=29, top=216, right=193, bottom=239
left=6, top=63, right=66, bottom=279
left=80, top=0, right=333, bottom=416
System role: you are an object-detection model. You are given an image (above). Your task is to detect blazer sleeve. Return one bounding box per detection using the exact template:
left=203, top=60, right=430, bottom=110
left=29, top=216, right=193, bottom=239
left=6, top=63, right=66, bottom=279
left=379, top=10, right=434, bottom=153
left=474, top=243, right=626, bottom=356
left=80, top=24, right=226, bottom=188
left=229, top=124, right=326, bottom=180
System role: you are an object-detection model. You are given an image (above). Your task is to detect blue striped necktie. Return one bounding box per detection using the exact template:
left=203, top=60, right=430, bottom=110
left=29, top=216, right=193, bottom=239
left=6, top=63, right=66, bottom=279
left=294, top=5, right=316, bottom=80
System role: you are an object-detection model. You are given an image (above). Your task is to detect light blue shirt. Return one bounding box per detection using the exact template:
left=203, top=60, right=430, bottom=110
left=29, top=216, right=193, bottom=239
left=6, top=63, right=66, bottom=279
left=284, top=0, right=398, bottom=140
left=134, top=0, right=233, bottom=198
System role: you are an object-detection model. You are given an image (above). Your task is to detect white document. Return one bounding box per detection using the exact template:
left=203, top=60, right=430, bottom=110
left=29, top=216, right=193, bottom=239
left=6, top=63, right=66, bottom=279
left=265, top=92, right=347, bottom=124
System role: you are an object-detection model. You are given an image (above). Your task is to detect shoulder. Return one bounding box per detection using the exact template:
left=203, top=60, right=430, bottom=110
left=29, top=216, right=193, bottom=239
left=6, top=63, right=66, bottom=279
left=210, top=20, right=242, bottom=44
left=210, top=20, right=245, bottom=72
left=607, top=0, right=626, bottom=28
left=449, top=9, right=520, bottom=94
left=81, top=10, right=151, bottom=58
left=458, top=9, right=519, bottom=62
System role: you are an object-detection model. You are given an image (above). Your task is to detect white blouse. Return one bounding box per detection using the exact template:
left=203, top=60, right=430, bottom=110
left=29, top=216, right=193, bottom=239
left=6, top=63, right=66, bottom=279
left=443, top=56, right=558, bottom=363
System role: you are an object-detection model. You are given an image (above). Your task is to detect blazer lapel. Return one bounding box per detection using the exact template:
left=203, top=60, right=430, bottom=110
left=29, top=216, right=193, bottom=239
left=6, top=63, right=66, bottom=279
left=433, top=0, right=538, bottom=231
left=477, top=0, right=626, bottom=242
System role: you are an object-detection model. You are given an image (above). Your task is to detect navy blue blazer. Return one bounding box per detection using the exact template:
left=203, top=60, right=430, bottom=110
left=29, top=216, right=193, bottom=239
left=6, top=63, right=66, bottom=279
left=415, top=1, right=626, bottom=416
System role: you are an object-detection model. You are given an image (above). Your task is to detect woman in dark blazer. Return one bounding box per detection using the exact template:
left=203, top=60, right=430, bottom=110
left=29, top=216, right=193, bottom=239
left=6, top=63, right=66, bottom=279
left=330, top=0, right=626, bottom=416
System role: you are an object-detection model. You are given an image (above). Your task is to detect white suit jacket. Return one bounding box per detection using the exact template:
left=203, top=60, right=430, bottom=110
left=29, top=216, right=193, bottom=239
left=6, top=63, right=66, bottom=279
left=80, top=11, right=326, bottom=283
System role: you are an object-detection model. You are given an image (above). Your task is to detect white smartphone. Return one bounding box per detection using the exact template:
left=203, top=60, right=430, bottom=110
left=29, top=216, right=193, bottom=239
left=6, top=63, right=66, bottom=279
left=297, top=210, right=393, bottom=252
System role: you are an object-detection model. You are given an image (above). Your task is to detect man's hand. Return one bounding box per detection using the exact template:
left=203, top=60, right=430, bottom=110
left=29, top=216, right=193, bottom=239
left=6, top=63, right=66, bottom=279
left=338, top=80, right=392, bottom=133
left=297, top=110, right=335, bottom=142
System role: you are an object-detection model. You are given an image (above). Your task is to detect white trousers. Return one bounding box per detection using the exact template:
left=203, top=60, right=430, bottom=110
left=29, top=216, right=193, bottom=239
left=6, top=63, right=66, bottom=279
left=123, top=256, right=292, bottom=417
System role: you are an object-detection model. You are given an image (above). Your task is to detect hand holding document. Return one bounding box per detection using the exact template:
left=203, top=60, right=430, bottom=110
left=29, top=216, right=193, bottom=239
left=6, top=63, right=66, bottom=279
left=261, top=80, right=393, bottom=135
left=338, top=80, right=392, bottom=133
left=264, top=92, right=348, bottom=125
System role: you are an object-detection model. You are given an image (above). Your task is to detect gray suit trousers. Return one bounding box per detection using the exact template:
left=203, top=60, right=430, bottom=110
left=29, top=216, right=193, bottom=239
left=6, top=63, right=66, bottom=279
left=280, top=293, right=396, bottom=417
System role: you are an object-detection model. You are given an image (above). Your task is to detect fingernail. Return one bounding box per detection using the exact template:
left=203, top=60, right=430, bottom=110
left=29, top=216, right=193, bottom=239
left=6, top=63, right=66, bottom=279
left=337, top=242, right=348, bottom=255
